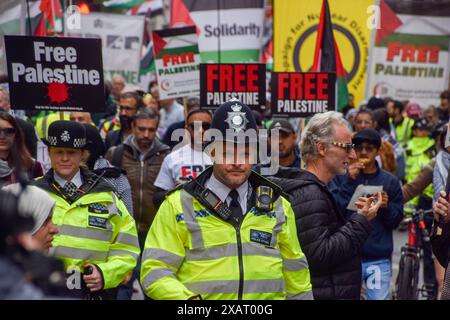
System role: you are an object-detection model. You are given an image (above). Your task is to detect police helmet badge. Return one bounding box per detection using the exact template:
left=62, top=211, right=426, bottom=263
left=61, top=130, right=70, bottom=142
left=226, top=103, right=249, bottom=133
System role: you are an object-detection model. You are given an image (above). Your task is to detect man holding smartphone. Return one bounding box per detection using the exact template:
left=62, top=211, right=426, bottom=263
left=330, top=128, right=404, bottom=300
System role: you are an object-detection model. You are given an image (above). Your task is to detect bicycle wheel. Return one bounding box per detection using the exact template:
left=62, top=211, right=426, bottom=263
left=396, top=255, right=419, bottom=300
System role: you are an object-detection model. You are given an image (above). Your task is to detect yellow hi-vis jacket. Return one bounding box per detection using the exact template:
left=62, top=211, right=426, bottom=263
left=36, top=112, right=70, bottom=140
left=34, top=169, right=140, bottom=289
left=140, top=170, right=313, bottom=300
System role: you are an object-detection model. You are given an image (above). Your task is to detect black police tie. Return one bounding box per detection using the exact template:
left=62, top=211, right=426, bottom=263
left=63, top=181, right=78, bottom=197
left=228, top=189, right=242, bottom=224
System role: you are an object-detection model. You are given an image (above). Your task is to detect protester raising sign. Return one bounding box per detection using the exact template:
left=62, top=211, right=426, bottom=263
left=5, top=35, right=104, bottom=112
left=200, top=63, right=266, bottom=111
left=153, top=26, right=200, bottom=100
left=271, top=72, right=336, bottom=117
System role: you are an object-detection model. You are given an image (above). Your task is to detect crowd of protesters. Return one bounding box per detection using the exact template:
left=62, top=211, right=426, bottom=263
left=0, top=74, right=449, bottom=300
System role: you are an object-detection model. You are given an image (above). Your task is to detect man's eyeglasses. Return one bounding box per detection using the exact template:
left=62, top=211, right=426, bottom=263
left=188, top=123, right=211, bottom=130
left=0, top=127, right=15, bottom=137
left=330, top=141, right=355, bottom=153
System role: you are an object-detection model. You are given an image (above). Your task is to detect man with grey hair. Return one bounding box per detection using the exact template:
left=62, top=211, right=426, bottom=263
left=424, top=105, right=446, bottom=139
left=270, top=111, right=382, bottom=299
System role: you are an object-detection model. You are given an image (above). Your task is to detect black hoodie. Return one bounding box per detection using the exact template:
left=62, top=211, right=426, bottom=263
left=269, top=167, right=371, bottom=300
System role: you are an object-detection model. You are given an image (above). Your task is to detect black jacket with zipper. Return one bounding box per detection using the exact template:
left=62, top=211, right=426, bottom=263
left=269, top=168, right=371, bottom=300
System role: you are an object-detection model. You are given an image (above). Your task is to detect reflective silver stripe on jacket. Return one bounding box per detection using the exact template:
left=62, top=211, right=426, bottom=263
left=51, top=246, right=107, bottom=261
left=108, top=249, right=139, bottom=260
left=107, top=193, right=120, bottom=215
left=142, top=248, right=184, bottom=269
left=283, top=257, right=309, bottom=272
left=270, top=197, right=286, bottom=247
left=185, top=278, right=285, bottom=295
left=42, top=114, right=48, bottom=139
left=287, top=290, right=314, bottom=300
left=181, top=190, right=204, bottom=249
left=142, top=268, right=176, bottom=289
left=116, top=232, right=139, bottom=248
left=58, top=224, right=112, bottom=242
left=185, top=242, right=280, bottom=261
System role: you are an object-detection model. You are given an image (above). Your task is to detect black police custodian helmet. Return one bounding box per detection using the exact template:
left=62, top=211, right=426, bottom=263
left=43, top=120, right=88, bottom=149
left=412, top=117, right=431, bottom=131
left=210, top=99, right=258, bottom=144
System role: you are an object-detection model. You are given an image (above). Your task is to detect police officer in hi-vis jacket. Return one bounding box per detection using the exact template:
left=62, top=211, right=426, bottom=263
left=140, top=99, right=313, bottom=300
left=33, top=120, right=140, bottom=299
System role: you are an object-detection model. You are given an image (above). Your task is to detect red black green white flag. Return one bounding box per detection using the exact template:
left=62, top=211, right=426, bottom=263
left=312, top=0, right=348, bottom=111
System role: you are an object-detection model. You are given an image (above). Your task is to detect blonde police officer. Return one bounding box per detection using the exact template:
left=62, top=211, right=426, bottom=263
left=33, top=120, right=140, bottom=299
left=140, top=100, right=313, bottom=300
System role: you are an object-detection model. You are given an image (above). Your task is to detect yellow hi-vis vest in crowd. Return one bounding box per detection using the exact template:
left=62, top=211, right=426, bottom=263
left=34, top=169, right=140, bottom=289
left=391, top=117, right=414, bottom=148
left=404, top=136, right=435, bottom=212
left=36, top=112, right=70, bottom=140
left=140, top=172, right=313, bottom=300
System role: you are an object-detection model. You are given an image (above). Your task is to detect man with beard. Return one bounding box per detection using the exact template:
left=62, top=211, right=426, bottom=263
left=330, top=129, right=403, bottom=300
left=106, top=109, right=170, bottom=248
left=269, top=111, right=382, bottom=299
left=268, top=120, right=300, bottom=169
left=140, top=100, right=312, bottom=300
left=105, top=109, right=170, bottom=299
left=153, top=109, right=213, bottom=207
left=105, top=91, right=144, bottom=151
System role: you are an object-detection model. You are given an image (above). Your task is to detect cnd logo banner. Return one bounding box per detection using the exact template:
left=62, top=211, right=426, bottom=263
left=5, top=35, right=104, bottom=112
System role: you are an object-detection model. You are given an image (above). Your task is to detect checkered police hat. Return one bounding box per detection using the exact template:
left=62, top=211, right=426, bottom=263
left=43, top=120, right=88, bottom=149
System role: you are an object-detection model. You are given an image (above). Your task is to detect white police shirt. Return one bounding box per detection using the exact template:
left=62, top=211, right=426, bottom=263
left=154, top=144, right=212, bottom=191
left=53, top=170, right=83, bottom=188
left=205, top=173, right=248, bottom=215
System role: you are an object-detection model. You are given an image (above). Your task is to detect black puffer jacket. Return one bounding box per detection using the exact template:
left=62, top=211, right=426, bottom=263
left=269, top=168, right=371, bottom=300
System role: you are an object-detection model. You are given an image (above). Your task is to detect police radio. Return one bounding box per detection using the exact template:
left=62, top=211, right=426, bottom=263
left=199, top=188, right=232, bottom=221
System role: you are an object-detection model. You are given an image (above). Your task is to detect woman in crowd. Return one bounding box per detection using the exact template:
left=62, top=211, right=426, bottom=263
left=0, top=112, right=43, bottom=187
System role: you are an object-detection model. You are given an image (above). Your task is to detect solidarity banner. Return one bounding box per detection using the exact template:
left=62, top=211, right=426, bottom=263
left=271, top=72, right=336, bottom=117
left=367, top=4, right=450, bottom=107
left=171, top=0, right=265, bottom=63
left=5, top=35, right=104, bottom=112
left=200, top=63, right=266, bottom=111
left=152, top=26, right=200, bottom=99
left=274, top=0, right=374, bottom=106
left=67, top=12, right=144, bottom=85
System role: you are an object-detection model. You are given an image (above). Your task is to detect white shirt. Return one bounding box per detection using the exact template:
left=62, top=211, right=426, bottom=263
left=154, top=144, right=212, bottom=190
left=205, top=173, right=249, bottom=215
left=53, top=170, right=83, bottom=188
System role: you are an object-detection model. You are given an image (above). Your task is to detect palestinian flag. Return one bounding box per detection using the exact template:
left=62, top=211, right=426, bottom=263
left=103, top=0, right=145, bottom=10
left=170, top=0, right=264, bottom=63
left=170, top=0, right=199, bottom=33
left=127, top=0, right=163, bottom=16
left=0, top=0, right=42, bottom=35
left=35, top=0, right=63, bottom=36
left=312, top=0, right=348, bottom=111
left=140, top=42, right=155, bottom=75
left=375, top=0, right=403, bottom=45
